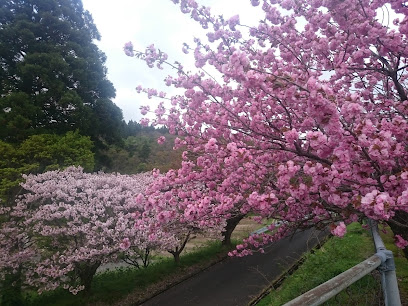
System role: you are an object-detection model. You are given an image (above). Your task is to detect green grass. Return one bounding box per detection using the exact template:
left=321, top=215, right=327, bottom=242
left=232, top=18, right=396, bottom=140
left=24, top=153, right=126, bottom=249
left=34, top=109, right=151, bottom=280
left=258, top=223, right=408, bottom=306
left=23, top=240, right=235, bottom=306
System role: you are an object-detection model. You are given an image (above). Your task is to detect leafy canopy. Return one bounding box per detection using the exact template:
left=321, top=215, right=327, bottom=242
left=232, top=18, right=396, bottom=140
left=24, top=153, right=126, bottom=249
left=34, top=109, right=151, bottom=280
left=0, top=0, right=123, bottom=143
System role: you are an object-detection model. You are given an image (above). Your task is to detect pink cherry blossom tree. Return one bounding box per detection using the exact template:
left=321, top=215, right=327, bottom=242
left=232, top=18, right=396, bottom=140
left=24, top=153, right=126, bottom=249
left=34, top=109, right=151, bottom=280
left=0, top=167, right=155, bottom=295
left=134, top=168, right=225, bottom=264
left=125, top=0, right=408, bottom=257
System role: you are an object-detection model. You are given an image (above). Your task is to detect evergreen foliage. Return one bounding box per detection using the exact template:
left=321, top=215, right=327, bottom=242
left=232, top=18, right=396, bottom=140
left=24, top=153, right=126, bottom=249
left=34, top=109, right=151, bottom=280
left=0, top=0, right=124, bottom=143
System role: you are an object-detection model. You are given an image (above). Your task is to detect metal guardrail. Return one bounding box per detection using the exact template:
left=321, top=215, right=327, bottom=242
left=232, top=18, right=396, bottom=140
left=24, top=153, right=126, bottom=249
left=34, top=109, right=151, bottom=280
left=282, top=220, right=402, bottom=306
left=283, top=254, right=382, bottom=306
left=250, top=226, right=269, bottom=235
left=369, top=220, right=401, bottom=306
left=250, top=221, right=285, bottom=236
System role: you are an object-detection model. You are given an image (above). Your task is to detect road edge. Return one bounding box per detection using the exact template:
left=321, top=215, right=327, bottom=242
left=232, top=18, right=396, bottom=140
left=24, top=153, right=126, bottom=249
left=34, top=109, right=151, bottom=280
left=248, top=232, right=332, bottom=306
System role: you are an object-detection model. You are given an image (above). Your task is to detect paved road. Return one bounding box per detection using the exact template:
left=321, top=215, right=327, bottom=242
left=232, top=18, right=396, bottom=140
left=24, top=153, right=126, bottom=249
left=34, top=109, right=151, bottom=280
left=142, top=228, right=327, bottom=306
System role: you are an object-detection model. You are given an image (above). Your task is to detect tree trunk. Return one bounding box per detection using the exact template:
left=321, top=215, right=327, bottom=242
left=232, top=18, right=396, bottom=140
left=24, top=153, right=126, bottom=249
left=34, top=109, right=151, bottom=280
left=168, top=232, right=191, bottom=265
left=142, top=247, right=151, bottom=268
left=173, top=252, right=181, bottom=265
left=222, top=214, right=245, bottom=246
left=1, top=268, right=23, bottom=306
left=386, top=210, right=408, bottom=259
left=77, top=261, right=101, bottom=296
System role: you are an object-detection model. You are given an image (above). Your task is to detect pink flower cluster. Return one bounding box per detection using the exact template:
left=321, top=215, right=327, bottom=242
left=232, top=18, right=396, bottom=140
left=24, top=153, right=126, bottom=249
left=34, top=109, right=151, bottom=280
left=331, top=222, right=347, bottom=238
left=395, top=235, right=408, bottom=249
left=123, top=41, right=134, bottom=57
left=157, top=136, right=166, bottom=144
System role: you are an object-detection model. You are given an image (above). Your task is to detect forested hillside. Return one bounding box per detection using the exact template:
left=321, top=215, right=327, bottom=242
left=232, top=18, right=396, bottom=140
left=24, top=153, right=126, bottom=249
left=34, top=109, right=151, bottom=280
left=0, top=0, right=181, bottom=202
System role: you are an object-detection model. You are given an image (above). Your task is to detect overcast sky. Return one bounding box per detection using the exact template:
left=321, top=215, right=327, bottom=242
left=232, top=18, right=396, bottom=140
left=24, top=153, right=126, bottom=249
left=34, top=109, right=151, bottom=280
left=81, top=0, right=261, bottom=122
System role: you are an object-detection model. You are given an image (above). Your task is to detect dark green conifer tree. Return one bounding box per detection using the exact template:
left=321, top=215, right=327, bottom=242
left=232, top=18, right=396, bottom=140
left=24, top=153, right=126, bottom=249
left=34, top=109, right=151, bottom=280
left=0, top=0, right=124, bottom=143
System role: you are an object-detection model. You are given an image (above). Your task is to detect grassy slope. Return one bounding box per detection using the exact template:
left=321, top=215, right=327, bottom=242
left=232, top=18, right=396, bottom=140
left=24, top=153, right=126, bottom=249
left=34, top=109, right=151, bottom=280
left=24, top=241, right=234, bottom=306
left=258, top=223, right=408, bottom=306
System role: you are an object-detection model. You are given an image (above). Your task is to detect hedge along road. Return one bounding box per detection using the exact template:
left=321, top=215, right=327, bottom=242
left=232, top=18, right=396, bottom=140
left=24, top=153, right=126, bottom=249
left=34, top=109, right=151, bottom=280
left=141, top=228, right=328, bottom=306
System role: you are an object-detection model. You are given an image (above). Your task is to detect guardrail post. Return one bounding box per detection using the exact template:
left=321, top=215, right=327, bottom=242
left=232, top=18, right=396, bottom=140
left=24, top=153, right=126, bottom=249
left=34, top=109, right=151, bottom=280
left=378, top=249, right=401, bottom=306
left=369, top=220, right=401, bottom=306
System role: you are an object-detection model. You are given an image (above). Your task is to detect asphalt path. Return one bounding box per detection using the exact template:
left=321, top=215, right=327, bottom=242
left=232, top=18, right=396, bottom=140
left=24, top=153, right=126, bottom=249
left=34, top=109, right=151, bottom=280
left=141, top=228, right=328, bottom=306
